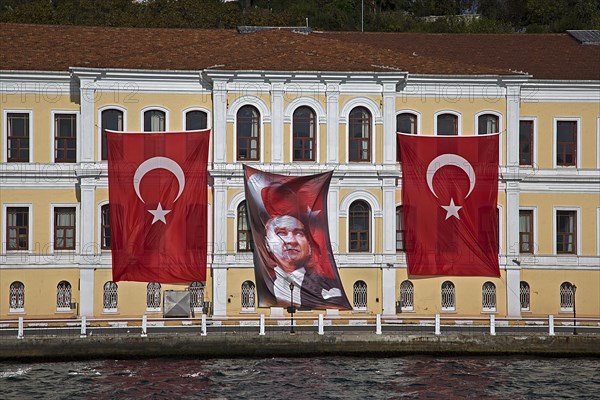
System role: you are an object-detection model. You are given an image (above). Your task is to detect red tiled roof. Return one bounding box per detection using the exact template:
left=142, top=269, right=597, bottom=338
left=1, top=23, right=598, bottom=80
left=320, top=32, right=600, bottom=80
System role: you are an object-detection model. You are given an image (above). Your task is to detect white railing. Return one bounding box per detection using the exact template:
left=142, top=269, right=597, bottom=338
left=1, top=314, right=598, bottom=340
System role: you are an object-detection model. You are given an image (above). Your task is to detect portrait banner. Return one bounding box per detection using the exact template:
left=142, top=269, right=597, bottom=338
left=398, top=133, right=500, bottom=277
left=107, top=130, right=210, bottom=283
left=243, top=166, right=351, bottom=310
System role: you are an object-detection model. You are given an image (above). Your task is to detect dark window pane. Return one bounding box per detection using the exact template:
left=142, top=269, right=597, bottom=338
left=237, top=106, right=260, bottom=161
left=437, top=114, right=458, bottom=136
left=349, top=107, right=371, bottom=162
left=55, top=114, right=77, bottom=163
left=293, top=106, right=316, bottom=161
left=101, top=109, right=123, bottom=160
left=7, top=113, right=30, bottom=162
left=186, top=110, right=208, bottom=131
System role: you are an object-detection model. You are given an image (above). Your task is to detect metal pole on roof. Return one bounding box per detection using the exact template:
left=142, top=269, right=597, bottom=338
left=361, top=0, right=364, bottom=32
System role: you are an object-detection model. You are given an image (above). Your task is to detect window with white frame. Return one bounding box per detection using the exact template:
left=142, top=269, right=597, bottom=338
left=56, top=281, right=72, bottom=311
left=185, top=110, right=208, bottom=131
left=241, top=280, right=256, bottom=312
left=189, top=281, right=205, bottom=312
left=560, top=282, right=575, bottom=312
left=482, top=282, right=497, bottom=312
left=520, top=281, right=530, bottom=311
left=396, top=206, right=405, bottom=252
left=54, top=113, right=77, bottom=163
left=54, top=207, right=76, bottom=251
left=519, top=120, right=534, bottom=166
left=101, top=109, right=123, bottom=160
left=144, top=110, right=166, bottom=132
left=441, top=281, right=456, bottom=311
left=519, top=209, right=534, bottom=254
left=349, top=200, right=370, bottom=252
left=6, top=112, right=30, bottom=162
left=399, top=280, right=414, bottom=312
left=556, top=120, right=577, bottom=167
left=396, top=112, right=417, bottom=162
left=146, top=282, right=161, bottom=310
left=103, top=281, right=118, bottom=312
left=237, top=105, right=260, bottom=161
left=101, top=204, right=111, bottom=250
left=6, top=206, right=29, bottom=251
left=293, top=106, right=316, bottom=161
left=478, top=114, right=499, bottom=135
left=556, top=210, right=577, bottom=254
left=9, top=281, right=25, bottom=312
left=349, top=107, right=372, bottom=162
left=353, top=280, right=367, bottom=311
left=237, top=201, right=254, bottom=252
left=437, top=113, right=458, bottom=136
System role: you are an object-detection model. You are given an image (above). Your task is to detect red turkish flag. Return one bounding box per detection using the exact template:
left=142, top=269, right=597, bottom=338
left=106, top=130, right=210, bottom=283
left=398, top=133, right=500, bottom=277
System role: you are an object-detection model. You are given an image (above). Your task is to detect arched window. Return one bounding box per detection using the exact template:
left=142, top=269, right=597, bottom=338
left=9, top=281, right=25, bottom=312
left=293, top=106, right=316, bottom=161
left=441, top=281, right=456, bottom=311
left=185, top=110, right=208, bottom=131
left=437, top=113, right=458, bottom=136
left=146, top=282, right=161, bottom=310
left=399, top=280, right=414, bottom=312
left=189, top=281, right=205, bottom=312
left=56, top=281, right=72, bottom=310
left=144, top=110, right=166, bottom=132
left=353, top=280, right=368, bottom=310
left=241, top=280, right=256, bottom=312
left=396, top=113, right=417, bottom=162
left=560, top=282, right=575, bottom=311
left=349, top=200, right=370, bottom=252
left=349, top=107, right=371, bottom=162
left=520, top=281, right=530, bottom=311
left=478, top=113, right=499, bottom=135
left=237, top=105, right=260, bottom=161
left=237, top=201, right=254, bottom=252
left=103, top=281, right=118, bottom=311
left=482, top=282, right=497, bottom=312
left=101, top=109, right=123, bottom=160
left=101, top=204, right=111, bottom=250
left=396, top=206, right=405, bottom=252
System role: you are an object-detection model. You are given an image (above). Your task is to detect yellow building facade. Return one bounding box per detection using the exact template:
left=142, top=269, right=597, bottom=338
left=1, top=26, right=599, bottom=321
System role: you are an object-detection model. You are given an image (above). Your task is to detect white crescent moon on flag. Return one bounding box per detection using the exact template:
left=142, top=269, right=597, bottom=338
left=246, top=171, right=270, bottom=218
left=133, top=157, right=185, bottom=204
left=426, top=154, right=475, bottom=199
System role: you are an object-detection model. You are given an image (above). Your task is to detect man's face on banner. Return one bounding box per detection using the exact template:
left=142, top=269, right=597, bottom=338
left=265, top=215, right=311, bottom=272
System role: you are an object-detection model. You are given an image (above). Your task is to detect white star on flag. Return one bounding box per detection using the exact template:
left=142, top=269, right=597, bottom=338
left=148, top=202, right=171, bottom=224
left=441, top=198, right=462, bottom=220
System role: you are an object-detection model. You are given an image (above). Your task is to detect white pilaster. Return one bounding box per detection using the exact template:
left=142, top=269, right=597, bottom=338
left=79, top=268, right=95, bottom=317
left=506, top=268, right=521, bottom=317
left=382, top=180, right=396, bottom=254
left=212, top=267, right=227, bottom=317
left=212, top=80, right=228, bottom=164
left=211, top=184, right=228, bottom=317
left=381, top=266, right=396, bottom=316
left=328, top=181, right=340, bottom=253
left=270, top=82, right=284, bottom=164
left=326, top=82, right=340, bottom=164
left=505, top=84, right=521, bottom=169
left=78, top=79, right=97, bottom=163
left=382, top=82, right=398, bottom=165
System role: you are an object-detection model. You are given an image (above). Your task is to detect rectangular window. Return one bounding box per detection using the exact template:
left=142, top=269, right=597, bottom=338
left=54, top=114, right=77, bottom=163
left=519, top=120, right=533, bottom=166
left=519, top=210, right=533, bottom=254
left=7, top=207, right=29, bottom=250
left=556, top=210, right=576, bottom=254
left=7, top=113, right=30, bottom=162
left=396, top=206, right=405, bottom=251
left=556, top=121, right=577, bottom=166
left=54, top=207, right=76, bottom=250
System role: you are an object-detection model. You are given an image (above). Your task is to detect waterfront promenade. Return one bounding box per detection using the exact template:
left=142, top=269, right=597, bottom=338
left=2, top=314, right=599, bottom=361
